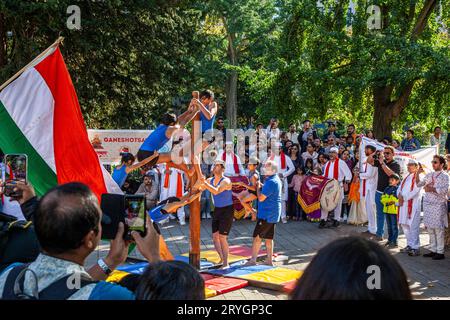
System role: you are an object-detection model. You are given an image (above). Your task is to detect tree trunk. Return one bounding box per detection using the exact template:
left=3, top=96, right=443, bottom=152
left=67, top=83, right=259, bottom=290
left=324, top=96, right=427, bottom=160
left=223, top=19, right=238, bottom=129
left=225, top=70, right=237, bottom=129
left=372, top=86, right=394, bottom=140
left=0, top=13, right=6, bottom=68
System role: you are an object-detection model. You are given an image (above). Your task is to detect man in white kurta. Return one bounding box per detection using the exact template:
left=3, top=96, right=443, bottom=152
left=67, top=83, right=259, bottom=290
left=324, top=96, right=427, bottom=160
left=158, top=163, right=187, bottom=225
left=267, top=142, right=295, bottom=223
left=397, top=159, right=422, bottom=256
left=217, top=142, right=245, bottom=177
left=320, top=147, right=352, bottom=227
left=416, top=156, right=449, bottom=260
left=359, top=145, right=378, bottom=235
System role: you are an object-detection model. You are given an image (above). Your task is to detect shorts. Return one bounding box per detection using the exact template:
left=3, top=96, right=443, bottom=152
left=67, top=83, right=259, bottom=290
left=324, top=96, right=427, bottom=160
left=253, top=219, right=275, bottom=240
left=212, top=205, right=234, bottom=236
left=136, top=150, right=159, bottom=167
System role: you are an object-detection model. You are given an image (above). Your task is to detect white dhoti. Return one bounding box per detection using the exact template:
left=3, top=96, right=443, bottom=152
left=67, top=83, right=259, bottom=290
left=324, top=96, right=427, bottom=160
left=365, top=189, right=377, bottom=234
left=400, top=207, right=421, bottom=249
left=281, top=177, right=288, bottom=219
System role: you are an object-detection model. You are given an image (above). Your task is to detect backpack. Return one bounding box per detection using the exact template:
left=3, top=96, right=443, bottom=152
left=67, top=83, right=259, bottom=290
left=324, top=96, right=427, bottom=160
left=2, top=264, right=96, bottom=300
left=0, top=212, right=29, bottom=260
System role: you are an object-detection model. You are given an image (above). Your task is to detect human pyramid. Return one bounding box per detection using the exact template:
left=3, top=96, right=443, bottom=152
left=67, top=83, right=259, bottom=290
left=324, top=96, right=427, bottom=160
left=111, top=89, right=283, bottom=269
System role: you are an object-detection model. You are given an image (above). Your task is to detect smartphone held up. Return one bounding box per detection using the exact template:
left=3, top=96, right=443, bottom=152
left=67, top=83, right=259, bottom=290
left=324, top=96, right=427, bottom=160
left=1, top=154, right=28, bottom=198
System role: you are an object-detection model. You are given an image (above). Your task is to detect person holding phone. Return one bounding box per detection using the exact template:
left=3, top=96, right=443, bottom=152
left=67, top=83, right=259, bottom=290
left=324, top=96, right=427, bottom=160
left=0, top=182, right=161, bottom=300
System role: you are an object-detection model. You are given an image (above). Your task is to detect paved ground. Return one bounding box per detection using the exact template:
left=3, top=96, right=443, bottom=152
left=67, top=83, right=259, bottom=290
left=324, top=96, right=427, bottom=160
left=89, top=217, right=450, bottom=300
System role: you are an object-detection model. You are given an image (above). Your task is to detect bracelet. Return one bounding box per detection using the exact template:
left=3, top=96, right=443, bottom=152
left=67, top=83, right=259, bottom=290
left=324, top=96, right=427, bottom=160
left=97, top=258, right=112, bottom=275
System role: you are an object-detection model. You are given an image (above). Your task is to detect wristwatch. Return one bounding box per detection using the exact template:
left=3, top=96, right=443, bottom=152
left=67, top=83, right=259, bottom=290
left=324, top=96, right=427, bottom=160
left=97, top=258, right=112, bottom=275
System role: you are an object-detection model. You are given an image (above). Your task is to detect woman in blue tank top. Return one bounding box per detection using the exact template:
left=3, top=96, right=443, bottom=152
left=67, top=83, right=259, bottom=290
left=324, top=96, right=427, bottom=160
left=112, top=152, right=159, bottom=188
left=197, top=160, right=234, bottom=269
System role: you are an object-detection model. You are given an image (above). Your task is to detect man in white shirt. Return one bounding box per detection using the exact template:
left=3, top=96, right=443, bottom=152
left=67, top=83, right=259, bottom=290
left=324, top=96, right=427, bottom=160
left=217, top=141, right=245, bottom=177
left=359, top=145, right=378, bottom=236
left=319, top=147, right=352, bottom=228
left=158, top=163, right=187, bottom=225
left=267, top=142, right=295, bottom=223
left=266, top=118, right=281, bottom=141
left=397, top=159, right=422, bottom=256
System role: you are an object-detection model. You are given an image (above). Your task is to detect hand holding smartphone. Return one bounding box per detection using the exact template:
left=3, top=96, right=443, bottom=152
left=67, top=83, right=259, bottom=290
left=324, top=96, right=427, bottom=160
left=2, top=154, right=28, bottom=198
left=123, top=195, right=147, bottom=241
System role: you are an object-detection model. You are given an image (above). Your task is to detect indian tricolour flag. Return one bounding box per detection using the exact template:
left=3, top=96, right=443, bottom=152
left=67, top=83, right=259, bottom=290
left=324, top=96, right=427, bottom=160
left=0, top=41, right=121, bottom=201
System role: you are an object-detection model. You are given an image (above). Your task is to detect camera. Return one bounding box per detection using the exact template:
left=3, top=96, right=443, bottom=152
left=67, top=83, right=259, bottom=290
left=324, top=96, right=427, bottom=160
left=373, top=150, right=381, bottom=161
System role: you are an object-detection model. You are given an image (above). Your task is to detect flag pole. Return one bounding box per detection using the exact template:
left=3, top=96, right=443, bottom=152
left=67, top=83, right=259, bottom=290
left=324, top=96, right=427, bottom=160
left=0, top=37, right=64, bottom=92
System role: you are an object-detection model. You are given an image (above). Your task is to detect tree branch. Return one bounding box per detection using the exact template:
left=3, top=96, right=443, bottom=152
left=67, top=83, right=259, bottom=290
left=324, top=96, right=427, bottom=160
left=411, top=0, right=438, bottom=41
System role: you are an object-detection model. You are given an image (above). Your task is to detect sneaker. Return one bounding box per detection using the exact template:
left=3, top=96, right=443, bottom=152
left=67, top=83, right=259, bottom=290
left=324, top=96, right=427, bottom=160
left=179, top=219, right=186, bottom=226
left=432, top=253, right=445, bottom=260
left=372, top=236, right=384, bottom=242
left=387, top=242, right=398, bottom=249
left=408, top=249, right=420, bottom=256
left=318, top=220, right=327, bottom=229
left=423, top=251, right=436, bottom=258
left=206, top=213, right=212, bottom=219
left=282, top=217, right=287, bottom=224
left=332, top=220, right=340, bottom=228
left=400, top=246, right=412, bottom=253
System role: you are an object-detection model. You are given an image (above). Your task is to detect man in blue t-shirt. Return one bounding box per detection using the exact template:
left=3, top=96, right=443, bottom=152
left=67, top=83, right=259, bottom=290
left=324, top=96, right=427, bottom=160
left=245, top=160, right=282, bottom=266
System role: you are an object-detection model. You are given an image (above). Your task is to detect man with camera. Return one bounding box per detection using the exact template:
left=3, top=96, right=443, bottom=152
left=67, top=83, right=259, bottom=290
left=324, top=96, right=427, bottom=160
left=367, top=146, right=402, bottom=242
left=0, top=182, right=161, bottom=300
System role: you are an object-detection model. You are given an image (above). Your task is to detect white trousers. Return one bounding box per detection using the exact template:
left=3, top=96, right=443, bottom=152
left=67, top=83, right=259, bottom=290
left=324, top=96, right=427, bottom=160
left=177, top=207, right=185, bottom=222
left=281, top=201, right=287, bottom=219
left=321, top=186, right=344, bottom=221
left=365, top=189, right=377, bottom=234
left=400, top=211, right=421, bottom=249
left=428, top=228, right=445, bottom=254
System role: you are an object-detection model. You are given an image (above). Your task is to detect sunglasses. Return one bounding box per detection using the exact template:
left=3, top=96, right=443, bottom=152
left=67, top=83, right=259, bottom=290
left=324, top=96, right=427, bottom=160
left=432, top=160, right=439, bottom=164
left=384, top=152, right=392, bottom=155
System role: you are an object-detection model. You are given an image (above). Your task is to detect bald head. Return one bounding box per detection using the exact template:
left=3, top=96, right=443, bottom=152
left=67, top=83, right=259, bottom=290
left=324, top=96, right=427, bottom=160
left=35, top=183, right=101, bottom=255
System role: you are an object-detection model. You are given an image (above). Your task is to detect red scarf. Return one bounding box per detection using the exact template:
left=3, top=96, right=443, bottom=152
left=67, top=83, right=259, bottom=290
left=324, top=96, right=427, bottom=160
left=324, top=159, right=339, bottom=180
left=362, top=163, right=368, bottom=197
left=222, top=152, right=240, bottom=174
left=400, top=173, right=416, bottom=219
left=163, top=164, right=183, bottom=198
left=269, top=152, right=286, bottom=170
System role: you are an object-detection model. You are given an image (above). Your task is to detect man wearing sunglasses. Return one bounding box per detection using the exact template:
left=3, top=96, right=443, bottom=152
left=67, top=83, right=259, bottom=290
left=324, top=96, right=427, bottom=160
left=367, top=146, right=402, bottom=242
left=415, top=156, right=449, bottom=260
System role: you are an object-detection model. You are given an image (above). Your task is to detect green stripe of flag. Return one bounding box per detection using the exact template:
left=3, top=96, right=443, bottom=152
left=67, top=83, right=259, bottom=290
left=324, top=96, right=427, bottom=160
left=0, top=100, right=57, bottom=196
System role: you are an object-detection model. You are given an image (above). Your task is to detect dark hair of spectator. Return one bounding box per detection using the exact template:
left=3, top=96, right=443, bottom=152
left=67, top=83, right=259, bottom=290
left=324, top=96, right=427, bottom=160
left=305, top=158, right=314, bottom=169
left=290, top=237, right=412, bottom=300
left=35, top=183, right=100, bottom=255
left=365, top=145, right=376, bottom=153
left=407, top=129, right=414, bottom=136
left=433, top=155, right=446, bottom=166
left=135, top=261, right=205, bottom=300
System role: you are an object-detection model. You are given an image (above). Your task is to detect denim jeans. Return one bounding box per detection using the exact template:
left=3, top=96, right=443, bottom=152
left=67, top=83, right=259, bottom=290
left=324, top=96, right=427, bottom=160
left=385, top=213, right=398, bottom=244
left=375, top=191, right=385, bottom=237
left=201, top=189, right=212, bottom=218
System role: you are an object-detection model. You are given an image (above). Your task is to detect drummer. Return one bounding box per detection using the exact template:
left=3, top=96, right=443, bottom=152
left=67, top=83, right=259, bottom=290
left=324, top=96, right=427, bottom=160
left=319, top=147, right=352, bottom=228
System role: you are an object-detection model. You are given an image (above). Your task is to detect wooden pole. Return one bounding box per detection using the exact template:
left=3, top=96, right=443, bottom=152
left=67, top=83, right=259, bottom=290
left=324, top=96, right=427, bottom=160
left=189, top=111, right=201, bottom=269
left=0, top=37, right=64, bottom=92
